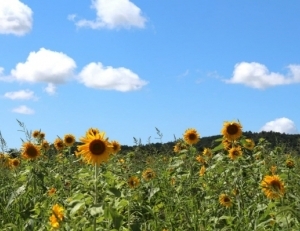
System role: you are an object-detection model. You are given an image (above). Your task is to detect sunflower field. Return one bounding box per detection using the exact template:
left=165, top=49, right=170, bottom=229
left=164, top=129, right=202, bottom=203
left=1, top=120, right=300, bottom=231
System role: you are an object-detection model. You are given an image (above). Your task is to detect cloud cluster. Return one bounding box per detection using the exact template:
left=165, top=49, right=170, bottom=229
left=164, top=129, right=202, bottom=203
left=72, top=0, right=146, bottom=29
left=260, top=117, right=298, bottom=134
left=1, top=48, right=148, bottom=94
left=226, top=62, right=300, bottom=89
left=0, top=0, right=33, bottom=36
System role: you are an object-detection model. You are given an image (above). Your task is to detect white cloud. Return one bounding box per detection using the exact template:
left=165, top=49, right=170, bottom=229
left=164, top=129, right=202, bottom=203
left=4, top=89, right=36, bottom=100
left=44, top=83, right=56, bottom=95
left=72, top=0, right=146, bottom=29
left=12, top=105, right=34, bottom=114
left=0, top=0, right=33, bottom=36
left=225, top=62, right=300, bottom=89
left=78, top=62, right=148, bottom=92
left=10, top=48, right=76, bottom=85
left=260, top=117, right=298, bottom=134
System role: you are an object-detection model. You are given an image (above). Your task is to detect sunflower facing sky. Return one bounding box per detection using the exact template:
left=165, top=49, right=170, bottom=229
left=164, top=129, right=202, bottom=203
left=63, top=134, right=76, bottom=147
left=228, top=146, right=243, bottom=160
left=54, top=138, right=64, bottom=151
left=21, top=142, right=41, bottom=160
left=142, top=168, right=156, bottom=181
left=219, top=194, right=233, bottom=208
left=76, top=131, right=114, bottom=166
left=261, top=175, right=285, bottom=199
left=128, top=176, right=140, bottom=188
left=183, top=128, right=200, bottom=145
left=221, top=121, right=242, bottom=141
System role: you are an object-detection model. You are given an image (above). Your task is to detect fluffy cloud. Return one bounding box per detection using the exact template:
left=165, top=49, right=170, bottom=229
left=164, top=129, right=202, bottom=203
left=72, top=0, right=146, bottom=29
left=9, top=48, right=76, bottom=94
left=12, top=105, right=35, bottom=114
left=225, top=62, right=300, bottom=89
left=260, top=117, right=298, bottom=134
left=78, top=62, right=148, bottom=92
left=4, top=89, right=36, bottom=100
left=0, top=0, right=33, bottom=36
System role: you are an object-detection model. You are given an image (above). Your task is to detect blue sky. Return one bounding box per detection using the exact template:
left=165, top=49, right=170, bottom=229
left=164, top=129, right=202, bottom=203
left=1, top=0, right=300, bottom=149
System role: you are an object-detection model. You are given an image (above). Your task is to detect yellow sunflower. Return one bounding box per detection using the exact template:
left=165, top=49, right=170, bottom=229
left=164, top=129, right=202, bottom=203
left=222, top=138, right=233, bottom=151
left=183, top=128, right=200, bottom=145
left=52, top=204, right=64, bottom=221
left=111, top=140, right=121, bottom=154
left=221, top=121, right=242, bottom=141
left=261, top=175, right=285, bottom=199
left=270, top=166, right=277, bottom=175
left=9, top=158, right=20, bottom=168
left=142, top=168, right=156, bottom=181
left=219, top=194, right=233, bottom=208
left=48, top=187, right=56, bottom=196
left=39, top=132, right=45, bottom=140
left=63, top=134, right=76, bottom=147
left=32, top=130, right=40, bottom=138
left=86, top=128, right=102, bottom=136
left=54, top=138, right=64, bottom=151
left=128, top=176, right=140, bottom=188
left=243, top=139, right=255, bottom=150
left=76, top=132, right=114, bottom=166
left=228, top=146, right=242, bottom=160
left=173, top=141, right=187, bottom=153
left=21, top=142, right=41, bottom=160
left=196, top=155, right=206, bottom=164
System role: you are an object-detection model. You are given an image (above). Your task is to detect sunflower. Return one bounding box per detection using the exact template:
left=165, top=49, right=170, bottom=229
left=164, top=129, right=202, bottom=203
left=221, top=121, right=242, bottom=141
left=39, top=132, right=45, bottom=140
left=173, top=141, right=187, bottom=153
left=86, top=128, right=102, bottom=136
left=183, top=128, right=200, bottom=145
left=48, top=187, right=56, bottom=196
left=32, top=130, right=40, bottom=138
left=243, top=139, right=255, bottom=150
left=128, top=176, right=140, bottom=188
left=41, top=140, right=50, bottom=151
left=196, top=155, right=206, bottom=164
left=142, top=168, right=156, bottom=181
left=76, top=132, right=113, bottom=166
left=170, top=177, right=176, bottom=186
left=111, top=140, right=121, bottom=154
left=52, top=204, right=64, bottom=221
left=202, top=148, right=212, bottom=158
left=222, top=138, right=233, bottom=151
left=199, top=165, right=206, bottom=176
left=219, top=194, right=233, bottom=208
left=228, top=146, right=242, bottom=160
left=54, top=138, right=64, bottom=151
left=270, top=166, right=277, bottom=175
left=9, top=158, right=20, bottom=168
left=49, top=214, right=60, bottom=228
left=261, top=175, right=285, bottom=199
left=21, top=142, right=41, bottom=160
left=286, top=159, right=295, bottom=169
left=63, top=134, right=76, bottom=147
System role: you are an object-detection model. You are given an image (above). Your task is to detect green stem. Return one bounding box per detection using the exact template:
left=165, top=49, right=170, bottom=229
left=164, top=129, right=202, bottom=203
left=94, top=165, right=98, bottom=231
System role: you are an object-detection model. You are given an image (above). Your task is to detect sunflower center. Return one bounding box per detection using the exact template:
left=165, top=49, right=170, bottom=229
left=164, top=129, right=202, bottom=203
left=233, top=150, right=239, bottom=156
left=188, top=133, right=197, bottom=140
left=89, top=140, right=106, bottom=155
left=27, top=146, right=38, bottom=157
left=226, top=124, right=238, bottom=135
left=224, top=197, right=230, bottom=203
left=270, top=180, right=281, bottom=191
left=65, top=137, right=73, bottom=144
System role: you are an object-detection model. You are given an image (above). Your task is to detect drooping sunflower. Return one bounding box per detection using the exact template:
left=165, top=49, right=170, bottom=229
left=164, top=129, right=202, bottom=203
left=76, top=132, right=114, bottom=166
left=173, top=141, right=187, bottom=153
left=219, top=194, right=233, bottom=208
left=228, top=146, right=242, bottom=160
left=52, top=204, right=64, bottom=221
left=221, top=121, right=242, bottom=141
left=202, top=148, right=212, bottom=158
left=128, top=176, right=140, bottom=188
left=54, top=138, right=64, bottom=151
left=41, top=140, right=50, bottom=151
left=199, top=165, right=206, bottom=176
left=286, top=159, right=295, bottom=169
left=243, top=139, right=255, bottom=150
left=261, top=175, right=285, bottom=199
left=49, top=214, right=60, bottom=229
left=21, top=142, right=41, bottom=160
left=63, top=134, right=76, bottom=147
left=111, top=140, right=121, bottom=154
left=196, top=155, right=206, bottom=164
left=32, top=130, right=40, bottom=138
left=222, top=138, right=233, bottom=151
left=183, top=128, right=200, bottom=145
left=142, top=168, right=156, bottom=181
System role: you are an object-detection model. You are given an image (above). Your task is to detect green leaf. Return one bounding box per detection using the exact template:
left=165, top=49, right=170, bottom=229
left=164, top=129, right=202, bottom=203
left=6, top=185, right=26, bottom=209
left=109, top=208, right=123, bottom=230
left=108, top=187, right=121, bottom=197
left=212, top=143, right=224, bottom=152
left=70, top=202, right=85, bottom=216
